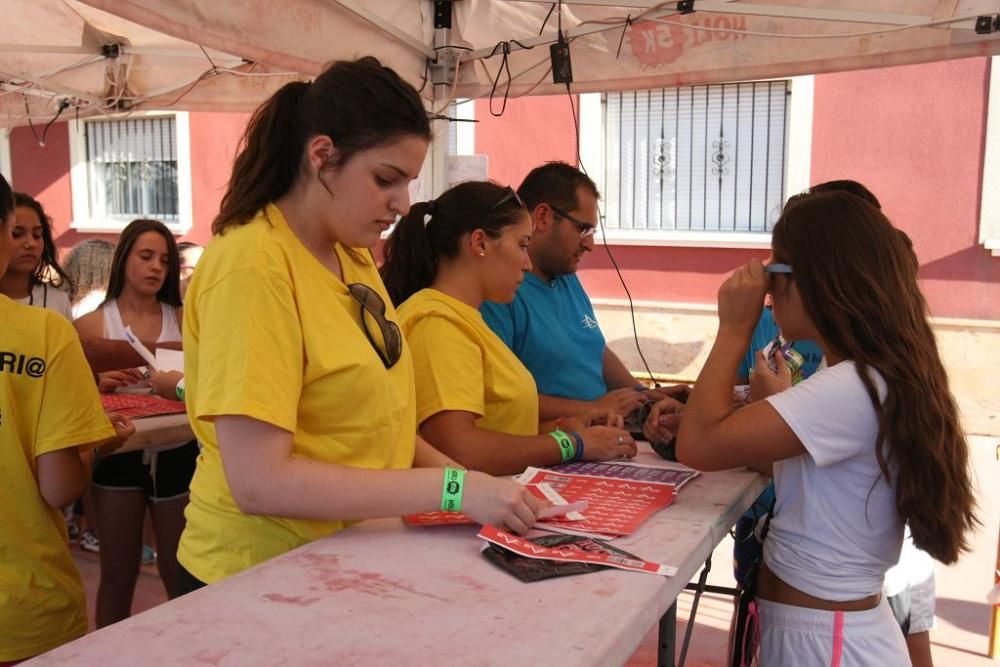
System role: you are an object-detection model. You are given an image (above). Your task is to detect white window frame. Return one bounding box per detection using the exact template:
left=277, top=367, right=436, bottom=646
left=0, top=129, right=11, bottom=185
left=68, top=111, right=193, bottom=234
left=579, top=76, right=813, bottom=248
left=980, top=56, right=1000, bottom=257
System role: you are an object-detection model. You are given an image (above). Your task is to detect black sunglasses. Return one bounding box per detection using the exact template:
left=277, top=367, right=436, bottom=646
left=347, top=283, right=403, bottom=369
left=548, top=203, right=597, bottom=238
left=478, top=186, right=526, bottom=226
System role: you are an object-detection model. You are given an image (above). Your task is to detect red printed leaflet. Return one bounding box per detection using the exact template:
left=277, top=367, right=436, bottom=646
left=478, top=525, right=676, bottom=577
left=100, top=393, right=186, bottom=419
left=517, top=467, right=676, bottom=538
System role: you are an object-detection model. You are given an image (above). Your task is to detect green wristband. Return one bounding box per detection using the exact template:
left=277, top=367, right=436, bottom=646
left=549, top=429, right=576, bottom=462
left=175, top=377, right=186, bottom=402
left=441, top=467, right=466, bottom=512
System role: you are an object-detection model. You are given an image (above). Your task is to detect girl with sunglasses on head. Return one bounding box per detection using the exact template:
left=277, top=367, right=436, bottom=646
left=0, top=173, right=134, bottom=663
left=676, top=190, right=977, bottom=665
left=0, top=193, right=73, bottom=320
left=174, top=57, right=544, bottom=592
left=73, top=218, right=196, bottom=627
left=381, top=181, right=635, bottom=476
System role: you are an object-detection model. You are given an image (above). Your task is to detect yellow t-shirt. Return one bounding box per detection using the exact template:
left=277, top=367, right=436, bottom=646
left=0, top=296, right=115, bottom=661
left=177, top=204, right=417, bottom=584
left=399, top=288, right=539, bottom=437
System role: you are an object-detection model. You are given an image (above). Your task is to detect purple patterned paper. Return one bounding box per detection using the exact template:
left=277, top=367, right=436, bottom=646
left=548, top=461, right=700, bottom=490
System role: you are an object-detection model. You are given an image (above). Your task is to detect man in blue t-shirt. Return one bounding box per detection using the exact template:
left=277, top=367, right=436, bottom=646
left=481, top=162, right=653, bottom=420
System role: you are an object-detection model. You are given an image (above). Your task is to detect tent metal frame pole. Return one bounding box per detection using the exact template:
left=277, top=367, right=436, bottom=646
left=329, top=0, right=436, bottom=59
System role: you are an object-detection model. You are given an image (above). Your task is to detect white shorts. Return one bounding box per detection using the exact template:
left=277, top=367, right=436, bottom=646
left=758, top=597, right=911, bottom=666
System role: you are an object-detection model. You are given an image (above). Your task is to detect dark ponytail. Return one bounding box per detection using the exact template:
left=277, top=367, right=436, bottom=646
left=382, top=181, right=526, bottom=306
left=213, top=57, right=431, bottom=235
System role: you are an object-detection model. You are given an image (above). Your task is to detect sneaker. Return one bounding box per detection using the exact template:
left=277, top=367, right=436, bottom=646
left=141, top=545, right=157, bottom=566
left=80, top=531, right=100, bottom=553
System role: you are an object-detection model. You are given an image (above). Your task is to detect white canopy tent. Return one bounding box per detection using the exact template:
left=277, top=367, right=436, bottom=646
left=3, top=0, right=1000, bottom=189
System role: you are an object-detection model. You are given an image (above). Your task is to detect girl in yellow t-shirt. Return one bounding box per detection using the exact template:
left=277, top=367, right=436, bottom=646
left=381, top=181, right=635, bottom=476
left=174, top=57, right=543, bottom=591
left=0, top=173, right=134, bottom=663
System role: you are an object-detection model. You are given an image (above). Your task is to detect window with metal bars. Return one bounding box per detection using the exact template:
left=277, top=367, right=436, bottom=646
left=84, top=116, right=179, bottom=224
left=601, top=81, right=790, bottom=234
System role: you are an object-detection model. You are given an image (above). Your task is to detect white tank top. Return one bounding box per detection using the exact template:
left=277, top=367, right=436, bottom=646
left=101, top=299, right=181, bottom=343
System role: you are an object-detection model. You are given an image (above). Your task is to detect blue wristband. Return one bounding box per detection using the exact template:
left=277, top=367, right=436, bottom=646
left=567, top=430, right=584, bottom=462
left=633, top=383, right=647, bottom=392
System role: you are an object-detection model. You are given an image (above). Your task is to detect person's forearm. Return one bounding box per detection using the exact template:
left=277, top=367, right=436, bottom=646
left=677, top=328, right=748, bottom=461
left=80, top=338, right=182, bottom=373
left=602, top=347, right=638, bottom=390
left=234, top=462, right=454, bottom=521
left=538, top=394, right=592, bottom=421
left=424, top=425, right=564, bottom=476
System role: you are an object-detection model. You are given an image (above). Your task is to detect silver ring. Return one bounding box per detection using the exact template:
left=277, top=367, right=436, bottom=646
left=617, top=435, right=624, bottom=446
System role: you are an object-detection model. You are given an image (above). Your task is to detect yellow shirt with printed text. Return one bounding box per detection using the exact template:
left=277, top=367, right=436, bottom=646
left=399, top=288, right=538, bottom=437
left=0, top=296, right=116, bottom=661
left=177, top=204, right=416, bottom=584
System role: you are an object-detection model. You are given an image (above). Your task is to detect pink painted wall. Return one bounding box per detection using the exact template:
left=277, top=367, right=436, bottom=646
left=8, top=112, right=250, bottom=250
left=479, top=58, right=1000, bottom=319
left=810, top=57, right=999, bottom=320
left=474, top=94, right=579, bottom=188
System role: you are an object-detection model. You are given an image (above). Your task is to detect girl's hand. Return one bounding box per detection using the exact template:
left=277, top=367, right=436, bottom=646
left=106, top=413, right=135, bottom=451
left=97, top=368, right=145, bottom=393
left=580, top=407, right=624, bottom=429
left=643, top=397, right=684, bottom=443
left=461, top=471, right=548, bottom=535
left=592, top=388, right=647, bottom=417
left=718, top=260, right=769, bottom=337
left=578, top=426, right=637, bottom=461
left=749, top=349, right=792, bottom=402
left=151, top=370, right=184, bottom=400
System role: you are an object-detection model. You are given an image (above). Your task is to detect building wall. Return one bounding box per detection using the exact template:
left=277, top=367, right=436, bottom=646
left=8, top=112, right=250, bottom=249
left=472, top=57, right=1000, bottom=321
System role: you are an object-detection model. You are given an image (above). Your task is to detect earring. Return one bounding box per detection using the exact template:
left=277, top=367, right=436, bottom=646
left=478, top=250, right=485, bottom=257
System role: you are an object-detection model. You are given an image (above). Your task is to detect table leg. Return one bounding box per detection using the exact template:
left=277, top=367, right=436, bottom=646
left=679, top=556, right=713, bottom=666
left=658, top=602, right=677, bottom=667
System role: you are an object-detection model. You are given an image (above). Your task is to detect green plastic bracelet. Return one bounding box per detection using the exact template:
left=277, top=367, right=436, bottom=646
left=175, top=377, right=186, bottom=402
left=549, top=429, right=576, bottom=462
left=440, top=467, right=466, bottom=512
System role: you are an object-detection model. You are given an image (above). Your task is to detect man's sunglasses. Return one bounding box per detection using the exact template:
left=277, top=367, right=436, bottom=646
left=348, top=283, right=403, bottom=369
left=548, top=203, right=598, bottom=238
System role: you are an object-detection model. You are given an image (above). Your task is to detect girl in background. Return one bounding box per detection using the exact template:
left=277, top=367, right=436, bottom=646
left=0, top=193, right=72, bottom=320
left=74, top=218, right=196, bottom=627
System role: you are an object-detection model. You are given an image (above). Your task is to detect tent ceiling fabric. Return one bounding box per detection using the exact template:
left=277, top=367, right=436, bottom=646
left=1, top=0, right=999, bottom=128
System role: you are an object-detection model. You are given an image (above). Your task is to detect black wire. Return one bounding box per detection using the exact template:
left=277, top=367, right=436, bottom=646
left=416, top=58, right=431, bottom=94
left=539, top=3, right=556, bottom=35
left=565, top=82, right=657, bottom=386
left=198, top=44, right=220, bottom=74
left=40, top=101, right=69, bottom=145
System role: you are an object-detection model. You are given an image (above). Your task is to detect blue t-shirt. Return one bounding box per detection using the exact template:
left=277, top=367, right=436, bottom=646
left=481, top=272, right=607, bottom=401
left=741, top=307, right=824, bottom=520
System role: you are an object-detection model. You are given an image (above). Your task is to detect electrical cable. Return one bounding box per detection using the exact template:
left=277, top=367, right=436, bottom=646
left=564, top=81, right=657, bottom=385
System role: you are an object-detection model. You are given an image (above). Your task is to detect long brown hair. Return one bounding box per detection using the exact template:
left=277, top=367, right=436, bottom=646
left=381, top=181, right=526, bottom=306
left=103, top=219, right=182, bottom=308
left=14, top=193, right=72, bottom=289
left=213, top=56, right=431, bottom=235
left=773, top=191, right=977, bottom=563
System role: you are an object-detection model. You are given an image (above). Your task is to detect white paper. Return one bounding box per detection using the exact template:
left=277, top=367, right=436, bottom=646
left=154, top=348, right=185, bottom=373
left=123, top=326, right=158, bottom=372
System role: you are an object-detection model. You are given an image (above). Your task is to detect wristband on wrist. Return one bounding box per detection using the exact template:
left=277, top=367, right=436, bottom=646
left=549, top=429, right=576, bottom=462
left=633, top=383, right=647, bottom=392
left=175, top=377, right=186, bottom=402
left=440, top=467, right=466, bottom=512
left=567, top=430, right=584, bottom=462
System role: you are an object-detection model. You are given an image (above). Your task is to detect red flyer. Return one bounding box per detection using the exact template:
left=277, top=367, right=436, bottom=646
left=478, top=525, right=676, bottom=577
left=517, top=467, right=676, bottom=538
left=101, top=393, right=186, bottom=419
left=403, top=483, right=586, bottom=526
